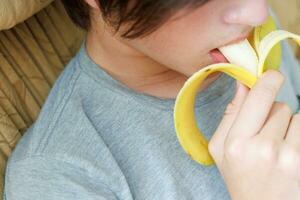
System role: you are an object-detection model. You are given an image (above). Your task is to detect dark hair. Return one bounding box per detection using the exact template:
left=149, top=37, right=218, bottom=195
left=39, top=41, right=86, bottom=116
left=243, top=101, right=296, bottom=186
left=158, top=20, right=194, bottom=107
left=62, top=0, right=210, bottom=39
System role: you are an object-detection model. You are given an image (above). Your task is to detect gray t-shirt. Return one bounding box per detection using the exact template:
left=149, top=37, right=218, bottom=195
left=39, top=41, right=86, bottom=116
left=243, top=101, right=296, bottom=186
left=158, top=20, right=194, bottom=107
left=3, top=31, right=300, bottom=200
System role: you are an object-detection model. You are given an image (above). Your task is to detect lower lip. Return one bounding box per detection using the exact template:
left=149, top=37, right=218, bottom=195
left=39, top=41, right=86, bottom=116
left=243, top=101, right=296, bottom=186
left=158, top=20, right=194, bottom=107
left=209, top=49, right=229, bottom=64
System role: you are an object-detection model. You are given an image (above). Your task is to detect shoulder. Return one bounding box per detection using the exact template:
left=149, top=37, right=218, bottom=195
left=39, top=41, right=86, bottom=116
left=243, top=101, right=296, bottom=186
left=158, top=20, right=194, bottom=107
left=4, top=154, right=122, bottom=200
left=7, top=51, right=114, bottom=168
left=5, top=76, right=128, bottom=198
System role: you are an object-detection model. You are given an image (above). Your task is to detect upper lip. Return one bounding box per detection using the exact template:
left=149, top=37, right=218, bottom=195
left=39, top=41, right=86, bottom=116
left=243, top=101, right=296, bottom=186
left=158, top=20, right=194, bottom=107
left=218, top=29, right=253, bottom=48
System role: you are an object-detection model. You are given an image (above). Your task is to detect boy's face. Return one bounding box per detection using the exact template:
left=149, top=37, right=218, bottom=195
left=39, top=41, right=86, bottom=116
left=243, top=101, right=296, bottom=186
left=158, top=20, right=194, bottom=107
left=121, top=0, right=269, bottom=76
left=89, top=0, right=269, bottom=77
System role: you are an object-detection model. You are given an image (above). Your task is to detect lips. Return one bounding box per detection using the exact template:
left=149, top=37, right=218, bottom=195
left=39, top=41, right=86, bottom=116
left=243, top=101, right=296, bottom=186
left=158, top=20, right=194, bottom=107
left=219, top=35, right=250, bottom=48
left=219, top=29, right=253, bottom=48
left=209, top=30, right=253, bottom=64
left=209, top=49, right=229, bottom=64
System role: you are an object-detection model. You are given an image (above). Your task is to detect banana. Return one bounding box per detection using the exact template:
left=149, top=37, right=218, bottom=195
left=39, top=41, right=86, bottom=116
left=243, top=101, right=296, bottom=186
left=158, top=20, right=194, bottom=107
left=219, top=39, right=258, bottom=76
left=173, top=16, right=300, bottom=166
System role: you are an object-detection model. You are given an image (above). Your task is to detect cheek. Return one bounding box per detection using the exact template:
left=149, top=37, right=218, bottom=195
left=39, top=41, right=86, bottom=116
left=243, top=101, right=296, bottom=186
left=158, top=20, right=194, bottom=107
left=126, top=4, right=224, bottom=74
left=132, top=32, right=213, bottom=75
left=143, top=27, right=214, bottom=68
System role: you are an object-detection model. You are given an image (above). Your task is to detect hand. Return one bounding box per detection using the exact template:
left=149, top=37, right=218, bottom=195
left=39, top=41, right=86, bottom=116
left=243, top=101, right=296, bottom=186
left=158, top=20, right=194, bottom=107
left=208, top=70, right=300, bottom=200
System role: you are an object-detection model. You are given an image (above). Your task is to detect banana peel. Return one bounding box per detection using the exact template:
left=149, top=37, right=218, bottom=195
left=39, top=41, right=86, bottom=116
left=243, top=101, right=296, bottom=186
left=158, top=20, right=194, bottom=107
left=173, top=15, right=300, bottom=166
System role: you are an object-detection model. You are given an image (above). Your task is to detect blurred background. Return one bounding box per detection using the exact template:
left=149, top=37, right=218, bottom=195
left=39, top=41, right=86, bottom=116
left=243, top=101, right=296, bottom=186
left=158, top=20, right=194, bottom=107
left=269, top=0, right=300, bottom=58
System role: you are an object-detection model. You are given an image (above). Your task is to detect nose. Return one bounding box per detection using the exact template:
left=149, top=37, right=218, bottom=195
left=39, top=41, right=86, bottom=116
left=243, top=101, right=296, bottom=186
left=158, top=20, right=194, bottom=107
left=222, top=0, right=269, bottom=27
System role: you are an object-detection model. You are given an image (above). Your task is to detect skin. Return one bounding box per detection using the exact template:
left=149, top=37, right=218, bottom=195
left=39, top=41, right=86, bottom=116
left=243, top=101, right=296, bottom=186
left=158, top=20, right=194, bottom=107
left=84, top=0, right=268, bottom=98
left=84, top=0, right=300, bottom=199
left=209, top=70, right=300, bottom=200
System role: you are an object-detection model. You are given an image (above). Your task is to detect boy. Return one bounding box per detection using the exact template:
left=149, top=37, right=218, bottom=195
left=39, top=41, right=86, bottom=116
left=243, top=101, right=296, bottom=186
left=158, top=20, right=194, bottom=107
left=4, top=0, right=300, bottom=199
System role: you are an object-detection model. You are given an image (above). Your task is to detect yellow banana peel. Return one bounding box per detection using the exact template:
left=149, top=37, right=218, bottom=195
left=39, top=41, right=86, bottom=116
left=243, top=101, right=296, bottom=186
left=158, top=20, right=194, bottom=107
left=174, top=16, right=300, bottom=166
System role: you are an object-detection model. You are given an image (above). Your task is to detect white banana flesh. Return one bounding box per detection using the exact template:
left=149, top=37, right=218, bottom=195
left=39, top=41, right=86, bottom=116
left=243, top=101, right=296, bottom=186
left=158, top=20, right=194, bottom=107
left=218, top=39, right=259, bottom=76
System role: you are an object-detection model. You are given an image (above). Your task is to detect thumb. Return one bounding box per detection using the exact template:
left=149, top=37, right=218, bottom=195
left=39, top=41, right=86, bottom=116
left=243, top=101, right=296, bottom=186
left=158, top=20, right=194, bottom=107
left=208, top=81, right=249, bottom=163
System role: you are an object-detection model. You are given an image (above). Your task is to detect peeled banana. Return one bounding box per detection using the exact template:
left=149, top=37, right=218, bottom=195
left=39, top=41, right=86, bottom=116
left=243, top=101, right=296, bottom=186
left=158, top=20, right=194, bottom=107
left=174, top=16, right=300, bottom=166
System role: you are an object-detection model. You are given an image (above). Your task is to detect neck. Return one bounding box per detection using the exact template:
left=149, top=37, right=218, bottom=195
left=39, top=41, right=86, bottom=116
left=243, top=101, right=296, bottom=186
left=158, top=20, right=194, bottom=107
left=85, top=26, right=221, bottom=99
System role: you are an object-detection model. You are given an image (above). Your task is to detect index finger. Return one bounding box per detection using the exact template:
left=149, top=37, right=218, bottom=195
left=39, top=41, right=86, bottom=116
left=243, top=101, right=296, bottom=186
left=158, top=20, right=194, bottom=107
left=227, top=70, right=285, bottom=141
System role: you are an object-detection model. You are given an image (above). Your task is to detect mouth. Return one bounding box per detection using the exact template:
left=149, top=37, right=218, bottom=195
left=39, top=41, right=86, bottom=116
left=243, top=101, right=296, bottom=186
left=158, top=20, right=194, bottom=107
left=209, top=49, right=229, bottom=64
left=209, top=30, right=253, bottom=64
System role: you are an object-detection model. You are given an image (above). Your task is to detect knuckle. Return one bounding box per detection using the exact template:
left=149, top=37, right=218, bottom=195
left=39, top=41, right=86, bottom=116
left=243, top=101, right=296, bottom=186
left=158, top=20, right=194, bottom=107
left=224, top=139, right=243, bottom=159
left=278, top=144, right=300, bottom=174
left=256, top=138, right=279, bottom=162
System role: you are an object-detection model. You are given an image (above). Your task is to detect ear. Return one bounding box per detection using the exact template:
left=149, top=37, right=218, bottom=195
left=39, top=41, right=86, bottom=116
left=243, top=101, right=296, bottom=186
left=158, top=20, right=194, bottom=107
left=84, top=0, right=99, bottom=9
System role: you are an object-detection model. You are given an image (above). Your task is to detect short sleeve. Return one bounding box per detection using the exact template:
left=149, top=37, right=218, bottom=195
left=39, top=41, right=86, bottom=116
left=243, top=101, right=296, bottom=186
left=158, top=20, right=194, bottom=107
left=3, top=156, right=118, bottom=200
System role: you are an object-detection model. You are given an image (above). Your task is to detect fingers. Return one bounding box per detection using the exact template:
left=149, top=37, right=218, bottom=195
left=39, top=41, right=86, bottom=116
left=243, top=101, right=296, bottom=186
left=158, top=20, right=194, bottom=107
left=258, top=102, right=293, bottom=142
left=228, top=70, right=285, bottom=141
left=284, top=113, right=300, bottom=147
left=209, top=81, right=249, bottom=163
left=277, top=113, right=300, bottom=178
